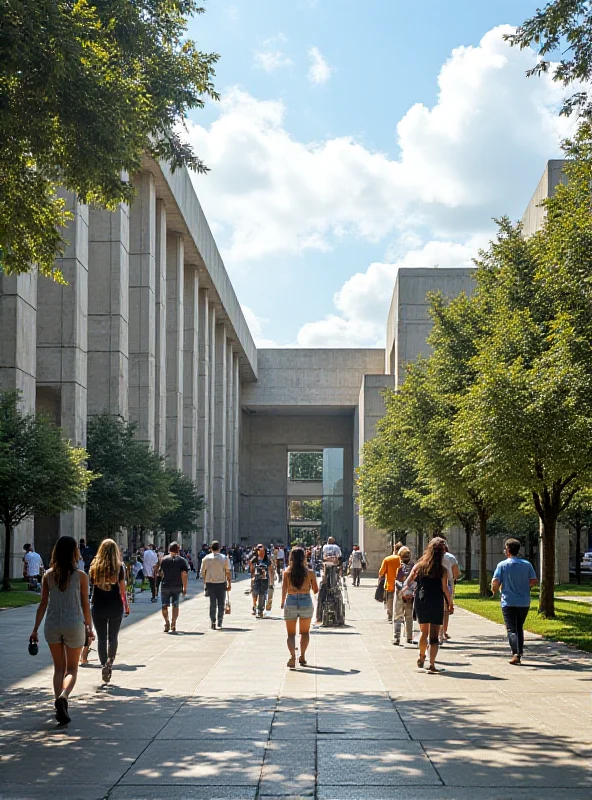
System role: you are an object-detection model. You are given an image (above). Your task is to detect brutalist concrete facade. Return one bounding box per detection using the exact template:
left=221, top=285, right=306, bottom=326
left=0, top=158, right=564, bottom=577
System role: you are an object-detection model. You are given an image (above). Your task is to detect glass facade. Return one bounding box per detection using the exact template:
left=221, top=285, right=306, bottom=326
left=287, top=448, right=344, bottom=543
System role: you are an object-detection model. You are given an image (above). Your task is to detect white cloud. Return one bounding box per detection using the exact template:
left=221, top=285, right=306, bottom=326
left=187, top=26, right=573, bottom=269
left=253, top=50, right=292, bottom=73
left=308, top=46, right=332, bottom=84
left=241, top=305, right=279, bottom=347
left=296, top=237, right=488, bottom=347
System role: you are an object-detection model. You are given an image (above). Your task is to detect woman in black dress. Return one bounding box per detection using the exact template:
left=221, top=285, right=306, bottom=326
left=404, top=537, right=453, bottom=673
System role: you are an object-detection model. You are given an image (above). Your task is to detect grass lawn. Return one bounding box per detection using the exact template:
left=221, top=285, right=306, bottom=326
left=454, top=581, right=592, bottom=654
left=0, top=580, right=41, bottom=610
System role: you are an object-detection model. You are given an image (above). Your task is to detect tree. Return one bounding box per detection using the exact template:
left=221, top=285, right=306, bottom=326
left=158, top=467, right=204, bottom=547
left=455, top=157, right=592, bottom=617
left=0, top=391, right=93, bottom=590
left=560, top=491, right=592, bottom=585
left=288, top=451, right=323, bottom=482
left=507, top=1, right=592, bottom=119
left=86, top=413, right=176, bottom=539
left=0, top=1, right=218, bottom=278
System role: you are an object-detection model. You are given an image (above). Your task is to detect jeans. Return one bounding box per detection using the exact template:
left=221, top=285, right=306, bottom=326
left=351, top=567, right=362, bottom=586
left=91, top=606, right=123, bottom=666
left=502, top=605, right=530, bottom=655
left=252, top=579, right=269, bottom=614
left=207, top=582, right=227, bottom=624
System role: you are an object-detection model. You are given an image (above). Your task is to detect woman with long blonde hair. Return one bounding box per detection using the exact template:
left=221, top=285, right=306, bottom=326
left=89, top=539, right=129, bottom=683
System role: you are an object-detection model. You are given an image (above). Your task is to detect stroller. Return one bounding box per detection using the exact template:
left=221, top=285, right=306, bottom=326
left=316, top=562, right=346, bottom=627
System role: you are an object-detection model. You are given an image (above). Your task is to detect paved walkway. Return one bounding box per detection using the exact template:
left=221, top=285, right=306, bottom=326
left=1, top=576, right=591, bottom=800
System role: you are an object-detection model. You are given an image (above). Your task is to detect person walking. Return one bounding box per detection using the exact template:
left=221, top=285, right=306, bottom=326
left=22, top=543, right=44, bottom=591
left=378, top=544, right=401, bottom=623
left=393, top=546, right=415, bottom=645
left=440, top=537, right=460, bottom=644
left=89, top=539, right=129, bottom=683
left=491, top=538, right=538, bottom=665
left=348, top=545, right=366, bottom=587
left=281, top=546, right=319, bottom=668
left=201, top=541, right=232, bottom=630
left=159, top=542, right=188, bottom=633
left=142, top=543, right=159, bottom=603
left=250, top=544, right=274, bottom=618
left=404, top=538, right=452, bottom=673
left=29, top=536, right=93, bottom=725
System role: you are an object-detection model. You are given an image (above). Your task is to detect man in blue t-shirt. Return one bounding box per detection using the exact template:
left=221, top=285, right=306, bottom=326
left=491, top=538, right=538, bottom=665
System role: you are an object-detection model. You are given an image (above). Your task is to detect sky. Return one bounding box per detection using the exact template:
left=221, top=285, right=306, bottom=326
left=183, top=0, right=574, bottom=348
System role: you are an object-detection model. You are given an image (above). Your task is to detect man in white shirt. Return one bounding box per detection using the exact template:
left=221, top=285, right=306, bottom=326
left=143, top=544, right=159, bottom=603
left=440, top=537, right=460, bottom=643
left=23, top=544, right=44, bottom=591
left=322, top=537, right=342, bottom=563
left=276, top=545, right=286, bottom=579
left=201, top=541, right=232, bottom=629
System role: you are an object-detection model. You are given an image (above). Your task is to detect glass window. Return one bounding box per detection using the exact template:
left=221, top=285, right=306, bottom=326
left=322, top=448, right=344, bottom=496
left=288, top=451, right=323, bottom=481
left=288, top=499, right=323, bottom=522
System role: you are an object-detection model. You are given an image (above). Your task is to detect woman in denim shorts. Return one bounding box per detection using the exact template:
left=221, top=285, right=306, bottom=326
left=281, top=546, right=319, bottom=668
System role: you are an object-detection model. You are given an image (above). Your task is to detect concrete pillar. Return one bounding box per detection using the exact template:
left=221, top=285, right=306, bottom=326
left=232, top=352, right=240, bottom=545
left=165, top=233, right=184, bottom=468
left=208, top=305, right=217, bottom=541
left=197, top=288, right=211, bottom=540
left=129, top=170, right=156, bottom=446
left=183, top=265, right=199, bottom=481
left=87, top=204, right=129, bottom=419
left=154, top=199, right=167, bottom=455
left=213, top=322, right=227, bottom=543
left=0, top=272, right=37, bottom=576
left=225, top=340, right=234, bottom=545
left=37, top=190, right=89, bottom=541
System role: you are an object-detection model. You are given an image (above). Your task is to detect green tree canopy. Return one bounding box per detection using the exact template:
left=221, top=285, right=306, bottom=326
left=0, top=0, right=218, bottom=278
left=0, top=391, right=93, bottom=589
left=86, top=413, right=176, bottom=538
left=157, top=467, right=204, bottom=546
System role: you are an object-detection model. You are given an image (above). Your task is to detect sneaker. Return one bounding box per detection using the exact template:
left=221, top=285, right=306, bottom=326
left=217, top=621, right=223, bottom=629
left=252, top=608, right=256, bottom=615
left=392, top=639, right=400, bottom=646
left=211, top=622, right=216, bottom=630
left=101, top=662, right=112, bottom=683
left=257, top=611, right=263, bottom=618
left=407, top=638, right=414, bottom=644
left=55, top=696, right=70, bottom=725
left=509, top=654, right=521, bottom=665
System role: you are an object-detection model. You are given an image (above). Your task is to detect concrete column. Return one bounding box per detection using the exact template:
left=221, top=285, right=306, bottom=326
left=87, top=204, right=129, bottom=419
left=197, top=288, right=211, bottom=540
left=232, top=352, right=241, bottom=544
left=154, top=199, right=167, bottom=455
left=213, top=322, right=227, bottom=543
left=225, top=340, right=234, bottom=546
left=37, top=190, right=89, bottom=541
left=165, top=232, right=184, bottom=468
left=208, top=305, right=217, bottom=540
left=183, top=265, right=199, bottom=481
left=128, top=170, right=156, bottom=446
left=0, top=272, right=37, bottom=576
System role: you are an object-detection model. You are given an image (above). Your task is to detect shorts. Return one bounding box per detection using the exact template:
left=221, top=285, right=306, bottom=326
left=283, top=594, right=314, bottom=621
left=44, top=623, right=85, bottom=649
left=161, top=588, right=181, bottom=608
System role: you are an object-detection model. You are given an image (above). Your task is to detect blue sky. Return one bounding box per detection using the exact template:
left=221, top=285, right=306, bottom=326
left=183, top=1, right=569, bottom=347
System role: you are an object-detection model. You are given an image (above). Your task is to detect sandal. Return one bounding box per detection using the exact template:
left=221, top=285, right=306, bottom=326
left=417, top=656, right=425, bottom=669
left=287, top=656, right=296, bottom=669
left=299, top=656, right=307, bottom=666
left=427, top=664, right=443, bottom=673
left=102, top=661, right=112, bottom=683
left=164, top=620, right=170, bottom=633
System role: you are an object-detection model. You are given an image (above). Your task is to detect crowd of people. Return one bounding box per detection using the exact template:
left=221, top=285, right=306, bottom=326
left=26, top=531, right=537, bottom=725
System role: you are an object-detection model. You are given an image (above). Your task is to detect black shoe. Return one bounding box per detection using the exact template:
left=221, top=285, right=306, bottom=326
left=55, top=696, right=70, bottom=725
left=211, top=621, right=216, bottom=630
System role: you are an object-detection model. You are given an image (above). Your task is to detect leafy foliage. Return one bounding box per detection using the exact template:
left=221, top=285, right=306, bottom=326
left=0, top=0, right=218, bottom=278
left=86, top=413, right=176, bottom=538
left=157, top=467, right=204, bottom=544
left=0, top=391, right=93, bottom=589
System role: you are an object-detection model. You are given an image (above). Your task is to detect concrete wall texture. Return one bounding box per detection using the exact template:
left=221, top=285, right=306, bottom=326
left=0, top=158, right=564, bottom=576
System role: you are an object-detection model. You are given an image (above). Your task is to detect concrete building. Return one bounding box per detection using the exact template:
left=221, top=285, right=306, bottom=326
left=0, top=158, right=567, bottom=577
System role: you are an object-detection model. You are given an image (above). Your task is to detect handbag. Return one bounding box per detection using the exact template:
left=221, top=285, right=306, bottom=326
left=374, top=574, right=386, bottom=603
left=225, top=593, right=231, bottom=615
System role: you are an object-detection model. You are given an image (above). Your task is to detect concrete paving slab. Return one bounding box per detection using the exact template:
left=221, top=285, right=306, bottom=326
left=109, top=788, right=257, bottom=800
left=260, top=739, right=316, bottom=796
left=317, top=740, right=442, bottom=786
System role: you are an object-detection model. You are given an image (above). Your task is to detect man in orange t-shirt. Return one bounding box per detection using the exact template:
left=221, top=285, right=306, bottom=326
left=379, top=545, right=402, bottom=622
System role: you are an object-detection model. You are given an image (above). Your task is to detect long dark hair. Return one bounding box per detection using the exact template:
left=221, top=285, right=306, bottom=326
left=288, top=546, right=307, bottom=589
left=50, top=536, right=79, bottom=591
left=414, top=537, right=446, bottom=580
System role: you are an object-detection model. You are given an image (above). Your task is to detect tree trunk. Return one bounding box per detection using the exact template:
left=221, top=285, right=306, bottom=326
left=463, top=522, right=472, bottom=581
left=478, top=509, right=488, bottom=597
left=417, top=530, right=424, bottom=558
left=539, top=509, right=557, bottom=618
left=2, top=521, right=12, bottom=591
left=575, top=522, right=582, bottom=586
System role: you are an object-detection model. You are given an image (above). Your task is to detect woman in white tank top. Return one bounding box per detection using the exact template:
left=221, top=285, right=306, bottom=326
left=30, top=536, right=93, bottom=725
